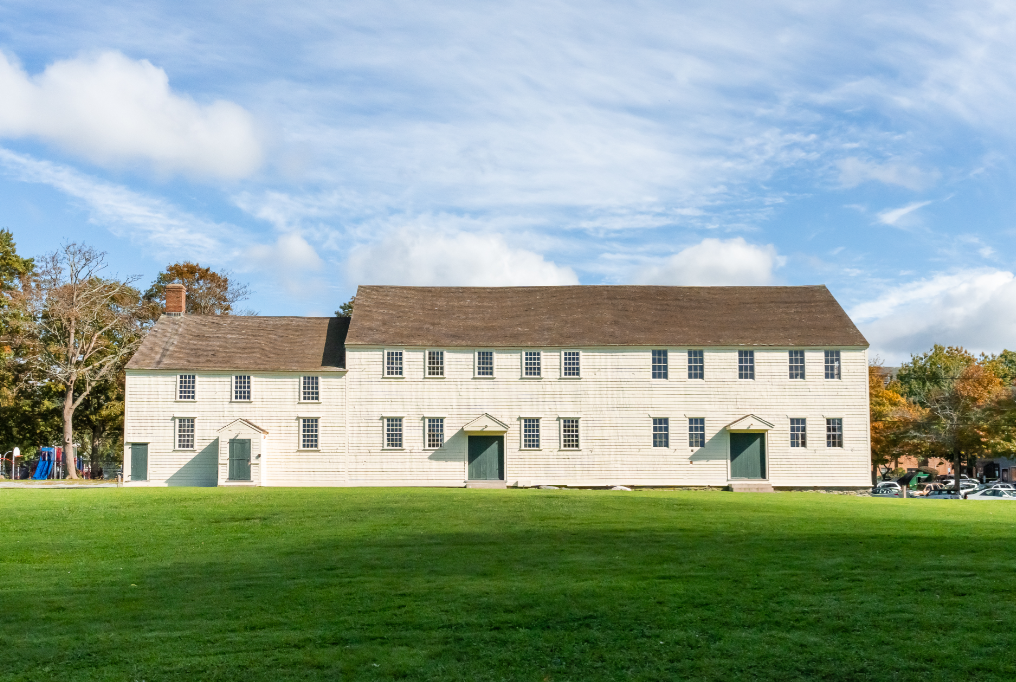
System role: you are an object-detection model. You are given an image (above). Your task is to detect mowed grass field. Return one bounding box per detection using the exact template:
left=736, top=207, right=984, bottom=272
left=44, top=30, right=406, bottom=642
left=1, top=489, right=1015, bottom=681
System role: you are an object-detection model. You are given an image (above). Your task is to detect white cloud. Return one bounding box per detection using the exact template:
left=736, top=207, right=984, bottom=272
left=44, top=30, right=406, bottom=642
left=851, top=268, right=1016, bottom=362
left=876, top=201, right=933, bottom=226
left=0, top=50, right=262, bottom=178
left=346, top=227, right=578, bottom=286
left=837, top=157, right=937, bottom=191
left=636, top=237, right=783, bottom=285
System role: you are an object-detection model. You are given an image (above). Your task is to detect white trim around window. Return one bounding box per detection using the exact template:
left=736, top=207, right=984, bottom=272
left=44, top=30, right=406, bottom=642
left=560, top=350, right=581, bottom=378
left=174, top=416, right=196, bottom=451
left=474, top=350, right=495, bottom=378
left=232, top=375, right=252, bottom=402
left=425, top=350, right=445, bottom=378
left=520, top=417, right=541, bottom=449
left=176, top=374, right=196, bottom=401
left=382, top=416, right=405, bottom=449
left=424, top=416, right=445, bottom=449
left=384, top=349, right=405, bottom=378
left=299, top=375, right=320, bottom=402
left=521, top=350, right=542, bottom=379
left=298, top=416, right=320, bottom=451
left=559, top=417, right=581, bottom=450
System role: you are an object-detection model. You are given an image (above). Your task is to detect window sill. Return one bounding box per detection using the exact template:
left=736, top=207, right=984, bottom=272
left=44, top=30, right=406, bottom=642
left=520, top=376, right=543, bottom=380
left=173, top=448, right=196, bottom=452
left=230, top=400, right=252, bottom=403
left=424, top=375, right=445, bottom=379
left=520, top=447, right=542, bottom=451
left=473, top=376, right=496, bottom=380
left=297, top=448, right=320, bottom=452
left=381, top=447, right=405, bottom=451
left=382, top=375, right=405, bottom=379
left=298, top=400, right=322, bottom=404
left=559, top=376, right=582, bottom=380
left=175, top=399, right=197, bottom=403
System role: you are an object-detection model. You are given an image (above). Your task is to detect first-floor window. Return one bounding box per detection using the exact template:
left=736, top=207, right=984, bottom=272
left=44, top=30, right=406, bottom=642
left=301, top=418, right=319, bottom=449
left=386, top=417, right=403, bottom=448
left=426, top=418, right=444, bottom=448
left=688, top=418, right=705, bottom=448
left=790, top=418, right=807, bottom=448
left=233, top=375, right=251, bottom=401
left=176, top=418, right=195, bottom=450
left=826, top=418, right=843, bottom=448
left=561, top=418, right=580, bottom=449
left=522, top=418, right=540, bottom=449
left=653, top=418, right=669, bottom=448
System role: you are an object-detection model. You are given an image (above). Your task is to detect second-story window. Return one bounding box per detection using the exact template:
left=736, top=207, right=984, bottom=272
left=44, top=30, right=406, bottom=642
left=233, top=375, right=251, bottom=401
left=563, top=351, right=581, bottom=377
left=524, top=351, right=541, bottom=377
left=738, top=350, right=755, bottom=380
left=825, top=351, right=841, bottom=379
left=652, top=350, right=668, bottom=379
left=688, top=350, right=704, bottom=379
left=427, top=350, right=444, bottom=377
left=789, top=350, right=805, bottom=380
left=476, top=351, right=494, bottom=376
left=177, top=374, right=195, bottom=401
left=301, top=376, right=319, bottom=402
left=385, top=350, right=403, bottom=377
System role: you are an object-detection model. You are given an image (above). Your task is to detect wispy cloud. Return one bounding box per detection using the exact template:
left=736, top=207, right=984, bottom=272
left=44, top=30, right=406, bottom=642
left=876, top=200, right=933, bottom=226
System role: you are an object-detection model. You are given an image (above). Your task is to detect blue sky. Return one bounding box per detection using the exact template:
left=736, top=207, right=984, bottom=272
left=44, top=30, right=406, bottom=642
left=2, top=1, right=1016, bottom=362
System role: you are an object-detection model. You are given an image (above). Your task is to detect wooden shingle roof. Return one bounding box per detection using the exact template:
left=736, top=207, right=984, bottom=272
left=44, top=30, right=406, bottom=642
left=344, top=285, right=868, bottom=348
left=127, top=316, right=348, bottom=371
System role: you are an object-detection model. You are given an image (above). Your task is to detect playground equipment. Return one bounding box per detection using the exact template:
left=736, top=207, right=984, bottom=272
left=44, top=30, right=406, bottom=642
left=33, top=447, right=62, bottom=480
left=2, top=447, right=20, bottom=479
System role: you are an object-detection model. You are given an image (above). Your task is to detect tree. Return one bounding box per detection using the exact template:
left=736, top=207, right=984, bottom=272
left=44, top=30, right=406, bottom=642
left=335, top=295, right=354, bottom=317
left=896, top=345, right=976, bottom=406
left=144, top=262, right=252, bottom=315
left=868, top=363, right=929, bottom=479
left=21, top=243, right=148, bottom=479
left=980, top=350, right=1016, bottom=386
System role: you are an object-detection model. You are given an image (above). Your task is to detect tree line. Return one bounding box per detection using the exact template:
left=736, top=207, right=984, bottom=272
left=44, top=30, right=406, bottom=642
left=870, top=346, right=1016, bottom=488
left=0, top=231, right=251, bottom=479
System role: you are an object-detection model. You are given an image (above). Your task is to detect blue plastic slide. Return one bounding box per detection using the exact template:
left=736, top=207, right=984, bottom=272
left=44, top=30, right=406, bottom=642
left=33, top=460, right=51, bottom=480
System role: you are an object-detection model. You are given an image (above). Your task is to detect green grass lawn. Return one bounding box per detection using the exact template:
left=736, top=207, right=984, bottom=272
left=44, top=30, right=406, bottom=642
left=1, top=488, right=1015, bottom=681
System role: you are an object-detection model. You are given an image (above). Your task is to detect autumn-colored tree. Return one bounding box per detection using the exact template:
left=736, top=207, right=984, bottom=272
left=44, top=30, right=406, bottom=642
left=21, top=244, right=148, bottom=479
left=896, top=345, right=976, bottom=405
left=868, top=363, right=929, bottom=479
left=980, top=350, right=1016, bottom=386
left=144, top=262, right=253, bottom=316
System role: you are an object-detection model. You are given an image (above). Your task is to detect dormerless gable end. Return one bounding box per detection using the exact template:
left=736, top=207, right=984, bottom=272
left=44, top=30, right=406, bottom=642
left=344, top=285, right=868, bottom=348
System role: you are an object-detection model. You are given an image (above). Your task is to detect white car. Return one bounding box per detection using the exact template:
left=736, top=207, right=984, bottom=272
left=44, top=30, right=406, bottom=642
left=988, top=483, right=1016, bottom=491
left=964, top=488, right=1016, bottom=500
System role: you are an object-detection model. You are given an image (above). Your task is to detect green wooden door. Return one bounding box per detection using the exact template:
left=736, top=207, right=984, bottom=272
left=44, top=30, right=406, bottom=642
left=729, top=433, right=766, bottom=479
left=228, top=439, right=251, bottom=481
left=468, top=436, right=504, bottom=480
left=130, top=443, right=148, bottom=481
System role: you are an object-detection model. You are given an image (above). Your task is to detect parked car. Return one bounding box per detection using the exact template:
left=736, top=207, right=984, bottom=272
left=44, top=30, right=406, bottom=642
left=987, top=483, right=1016, bottom=491
left=941, top=480, right=979, bottom=493
left=963, top=488, right=1016, bottom=500
left=921, top=489, right=962, bottom=499
left=871, top=486, right=904, bottom=497
left=872, top=481, right=902, bottom=494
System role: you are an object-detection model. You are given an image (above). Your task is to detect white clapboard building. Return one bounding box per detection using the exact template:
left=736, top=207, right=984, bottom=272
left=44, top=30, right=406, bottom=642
left=123, top=284, right=872, bottom=489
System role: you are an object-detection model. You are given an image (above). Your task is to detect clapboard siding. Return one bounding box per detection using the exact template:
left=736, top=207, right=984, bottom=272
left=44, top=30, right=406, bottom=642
left=125, top=346, right=870, bottom=487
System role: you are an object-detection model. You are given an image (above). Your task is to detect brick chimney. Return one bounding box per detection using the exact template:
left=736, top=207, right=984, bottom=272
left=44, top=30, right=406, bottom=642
left=165, top=283, right=186, bottom=316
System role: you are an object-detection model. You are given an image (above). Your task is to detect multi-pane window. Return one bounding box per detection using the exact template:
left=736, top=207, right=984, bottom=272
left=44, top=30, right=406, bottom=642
left=426, top=418, right=444, bottom=449
left=652, top=350, right=669, bottom=379
left=563, top=351, right=581, bottom=377
left=825, top=351, right=841, bottom=380
left=233, top=375, right=251, bottom=401
left=738, top=350, right=755, bottom=380
left=385, top=417, right=403, bottom=449
left=176, top=418, right=195, bottom=450
left=427, top=350, right=444, bottom=377
left=524, top=351, right=542, bottom=377
left=301, top=376, right=319, bottom=401
left=688, top=350, right=704, bottom=379
left=177, top=374, right=195, bottom=400
left=653, top=418, right=670, bottom=448
left=385, top=350, right=404, bottom=377
left=476, top=351, right=494, bottom=377
left=789, top=350, right=805, bottom=380
left=561, top=418, right=580, bottom=449
left=301, top=418, right=319, bottom=449
left=522, top=418, right=540, bottom=449
left=688, top=418, right=705, bottom=448
left=826, top=418, right=843, bottom=448
left=790, top=418, right=807, bottom=448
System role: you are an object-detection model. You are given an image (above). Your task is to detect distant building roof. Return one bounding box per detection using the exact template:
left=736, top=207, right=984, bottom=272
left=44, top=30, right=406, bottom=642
left=344, top=285, right=868, bottom=348
left=127, top=316, right=348, bottom=371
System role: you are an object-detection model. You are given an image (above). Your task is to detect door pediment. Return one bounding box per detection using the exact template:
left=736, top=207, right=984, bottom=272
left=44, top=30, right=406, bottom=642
left=726, top=414, right=774, bottom=432
left=217, top=418, right=269, bottom=435
left=462, top=413, right=510, bottom=434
